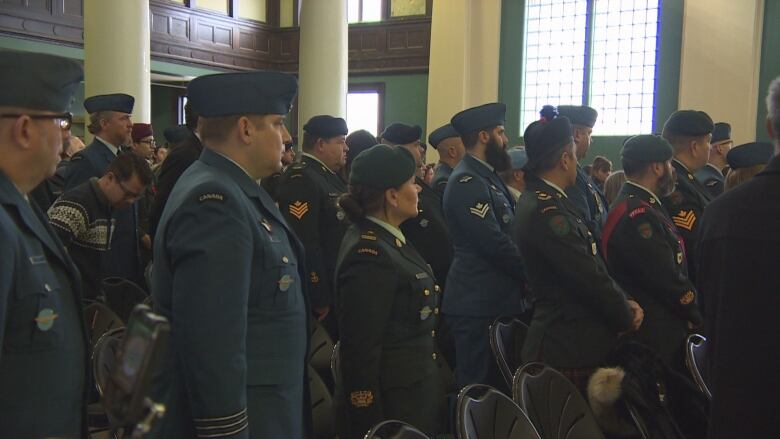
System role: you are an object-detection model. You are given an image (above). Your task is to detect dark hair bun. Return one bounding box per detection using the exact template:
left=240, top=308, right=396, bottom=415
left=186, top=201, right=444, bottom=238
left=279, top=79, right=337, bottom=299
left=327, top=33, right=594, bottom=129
left=539, top=105, right=558, bottom=123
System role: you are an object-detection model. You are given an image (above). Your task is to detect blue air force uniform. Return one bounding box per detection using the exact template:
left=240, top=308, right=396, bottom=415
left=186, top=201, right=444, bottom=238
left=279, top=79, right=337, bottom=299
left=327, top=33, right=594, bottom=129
left=150, top=72, right=310, bottom=439
left=442, top=103, right=526, bottom=389
left=695, top=122, right=731, bottom=198
left=429, top=123, right=461, bottom=194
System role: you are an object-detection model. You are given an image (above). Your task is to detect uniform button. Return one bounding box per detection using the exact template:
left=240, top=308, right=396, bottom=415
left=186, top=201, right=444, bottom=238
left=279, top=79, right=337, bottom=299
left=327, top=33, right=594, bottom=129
left=282, top=256, right=289, bottom=263
left=431, top=330, right=436, bottom=337
left=44, top=283, right=52, bottom=292
left=434, top=285, right=440, bottom=292
left=432, top=353, right=437, bottom=360
left=424, top=289, right=430, bottom=296
left=434, top=307, right=439, bottom=315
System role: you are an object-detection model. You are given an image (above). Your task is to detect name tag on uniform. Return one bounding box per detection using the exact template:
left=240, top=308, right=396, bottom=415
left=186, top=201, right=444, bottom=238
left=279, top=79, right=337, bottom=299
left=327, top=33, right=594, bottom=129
left=415, top=272, right=429, bottom=280
left=29, top=255, right=46, bottom=265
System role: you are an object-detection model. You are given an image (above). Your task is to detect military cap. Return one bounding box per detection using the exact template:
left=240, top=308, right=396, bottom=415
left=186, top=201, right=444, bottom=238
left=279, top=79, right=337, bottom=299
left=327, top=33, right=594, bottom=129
left=381, top=123, right=423, bottom=145
left=349, top=144, right=416, bottom=189
left=523, top=106, right=573, bottom=168
left=451, top=103, right=506, bottom=135
left=303, top=115, right=348, bottom=139
left=508, top=147, right=528, bottom=170
left=726, top=142, right=774, bottom=169
left=163, top=125, right=192, bottom=144
left=131, top=123, right=153, bottom=142
left=428, top=123, right=460, bottom=148
left=187, top=71, right=297, bottom=117
left=557, top=105, right=598, bottom=128
left=346, top=130, right=378, bottom=165
left=0, top=50, right=83, bottom=112
left=662, top=110, right=714, bottom=137
left=84, top=93, right=135, bottom=114
left=711, top=122, right=732, bottom=144
left=621, top=134, right=674, bottom=163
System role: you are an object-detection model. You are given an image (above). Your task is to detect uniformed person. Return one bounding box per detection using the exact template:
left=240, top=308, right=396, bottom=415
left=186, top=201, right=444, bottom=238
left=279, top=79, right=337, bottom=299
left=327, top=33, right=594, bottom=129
left=442, top=103, right=526, bottom=390
left=558, top=105, right=609, bottom=239
left=695, top=122, right=732, bottom=197
left=660, top=110, right=715, bottom=284
left=601, top=135, right=703, bottom=370
left=512, top=111, right=642, bottom=393
left=260, top=138, right=296, bottom=199
left=723, top=141, right=774, bottom=190
left=62, top=92, right=145, bottom=286
left=428, top=123, right=464, bottom=194
left=500, top=147, right=528, bottom=202
left=335, top=144, right=447, bottom=439
left=275, top=115, right=349, bottom=333
left=150, top=71, right=310, bottom=439
left=0, top=50, right=89, bottom=438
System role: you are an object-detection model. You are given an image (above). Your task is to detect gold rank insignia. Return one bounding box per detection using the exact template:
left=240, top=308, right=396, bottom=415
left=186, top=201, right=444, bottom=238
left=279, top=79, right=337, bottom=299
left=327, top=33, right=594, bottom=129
left=357, top=248, right=379, bottom=256
left=289, top=201, right=309, bottom=220
left=536, top=191, right=552, bottom=201
left=540, top=206, right=558, bottom=214
left=459, top=175, right=473, bottom=183
left=680, top=290, right=695, bottom=305
left=672, top=210, right=696, bottom=231
left=676, top=251, right=683, bottom=264
left=469, top=202, right=490, bottom=218
left=360, top=233, right=377, bottom=241
left=350, top=390, right=374, bottom=408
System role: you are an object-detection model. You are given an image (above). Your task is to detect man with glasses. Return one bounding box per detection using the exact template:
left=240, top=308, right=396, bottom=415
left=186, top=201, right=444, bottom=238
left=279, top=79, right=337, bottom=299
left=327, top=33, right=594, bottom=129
left=0, top=50, right=89, bottom=438
left=48, top=153, right=152, bottom=299
left=130, top=123, right=157, bottom=259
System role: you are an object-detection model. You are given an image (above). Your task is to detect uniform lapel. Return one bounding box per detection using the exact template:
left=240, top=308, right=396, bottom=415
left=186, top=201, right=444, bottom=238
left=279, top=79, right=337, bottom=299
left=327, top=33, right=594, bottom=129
left=367, top=220, right=432, bottom=276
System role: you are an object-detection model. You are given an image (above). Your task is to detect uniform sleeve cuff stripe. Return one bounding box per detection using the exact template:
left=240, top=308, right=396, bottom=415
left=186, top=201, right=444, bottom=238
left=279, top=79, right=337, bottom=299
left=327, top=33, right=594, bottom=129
left=196, top=418, right=248, bottom=438
left=195, top=414, right=248, bottom=431
left=193, top=408, right=247, bottom=425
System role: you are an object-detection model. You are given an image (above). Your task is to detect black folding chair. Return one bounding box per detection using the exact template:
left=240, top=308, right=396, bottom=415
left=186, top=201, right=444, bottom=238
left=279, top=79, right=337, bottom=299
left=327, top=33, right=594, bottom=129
left=513, top=363, right=605, bottom=439
left=101, top=277, right=148, bottom=323
left=365, top=419, right=431, bottom=439
left=489, top=316, right=529, bottom=389
left=83, top=301, right=124, bottom=350
left=456, top=384, right=541, bottom=439
left=330, top=341, right=341, bottom=391
left=685, top=333, right=711, bottom=400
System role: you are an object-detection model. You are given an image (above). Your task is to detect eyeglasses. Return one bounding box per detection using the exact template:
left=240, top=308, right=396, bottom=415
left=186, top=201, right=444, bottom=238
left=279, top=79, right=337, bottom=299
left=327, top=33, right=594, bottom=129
left=139, top=139, right=157, bottom=147
left=0, top=112, right=72, bottom=130
left=117, top=180, right=143, bottom=201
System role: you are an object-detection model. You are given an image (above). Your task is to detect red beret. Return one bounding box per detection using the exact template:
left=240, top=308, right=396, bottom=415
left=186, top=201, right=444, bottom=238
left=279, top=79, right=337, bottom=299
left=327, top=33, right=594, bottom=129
left=131, top=123, right=153, bottom=142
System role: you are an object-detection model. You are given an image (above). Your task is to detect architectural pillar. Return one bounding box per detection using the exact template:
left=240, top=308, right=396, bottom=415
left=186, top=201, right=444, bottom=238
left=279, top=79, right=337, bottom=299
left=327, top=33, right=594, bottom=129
left=83, top=0, right=152, bottom=132
left=297, top=0, right=348, bottom=135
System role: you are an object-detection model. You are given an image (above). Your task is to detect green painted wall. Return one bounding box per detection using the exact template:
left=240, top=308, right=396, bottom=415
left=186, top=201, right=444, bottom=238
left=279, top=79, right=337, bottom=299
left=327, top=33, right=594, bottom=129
left=756, top=0, right=780, bottom=142
left=498, top=0, right=684, bottom=169
left=349, top=74, right=429, bottom=136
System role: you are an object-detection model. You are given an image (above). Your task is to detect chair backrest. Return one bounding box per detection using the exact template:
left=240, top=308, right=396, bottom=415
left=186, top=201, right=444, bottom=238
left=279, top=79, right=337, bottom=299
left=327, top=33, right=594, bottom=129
left=309, top=365, right=335, bottom=439
left=92, top=327, right=125, bottom=397
left=489, top=316, right=529, bottom=389
left=685, top=334, right=711, bottom=400
left=513, top=363, right=605, bottom=439
left=309, top=317, right=335, bottom=372
left=456, top=384, right=541, bottom=439
left=101, top=277, right=149, bottom=323
left=83, top=301, right=124, bottom=349
left=330, top=341, right=341, bottom=390
left=365, top=419, right=432, bottom=439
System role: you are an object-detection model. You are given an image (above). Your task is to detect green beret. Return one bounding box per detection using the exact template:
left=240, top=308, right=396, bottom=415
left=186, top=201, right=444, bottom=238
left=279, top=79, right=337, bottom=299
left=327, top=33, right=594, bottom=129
left=726, top=142, right=774, bottom=169
left=0, top=50, right=83, bottom=112
left=662, top=110, right=714, bottom=137
left=621, top=135, right=674, bottom=163
left=84, top=93, right=135, bottom=114
left=557, top=105, right=598, bottom=128
left=428, top=123, right=460, bottom=148
left=451, top=103, right=506, bottom=135
left=164, top=125, right=192, bottom=143
left=349, top=144, right=416, bottom=189
left=187, top=71, right=297, bottom=117
left=381, top=123, right=422, bottom=145
left=303, top=115, right=348, bottom=138
left=711, top=122, right=732, bottom=144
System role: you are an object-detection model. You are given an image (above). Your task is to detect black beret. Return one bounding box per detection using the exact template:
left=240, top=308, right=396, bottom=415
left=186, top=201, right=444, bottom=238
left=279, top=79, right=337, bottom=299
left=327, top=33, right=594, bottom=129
left=428, top=123, right=460, bottom=148
left=187, top=71, right=297, bottom=117
left=349, top=144, right=417, bottom=189
left=346, top=130, right=378, bottom=165
left=303, top=115, right=348, bottom=138
left=163, top=125, right=192, bottom=144
left=621, top=135, right=674, bottom=163
left=451, top=103, right=506, bottom=135
left=84, top=93, right=135, bottom=114
left=711, top=122, right=732, bottom=144
left=381, top=123, right=423, bottom=145
left=557, top=105, right=598, bottom=128
left=523, top=106, right=573, bottom=168
left=726, top=142, right=774, bottom=169
left=0, top=50, right=83, bottom=112
left=662, top=110, right=714, bottom=137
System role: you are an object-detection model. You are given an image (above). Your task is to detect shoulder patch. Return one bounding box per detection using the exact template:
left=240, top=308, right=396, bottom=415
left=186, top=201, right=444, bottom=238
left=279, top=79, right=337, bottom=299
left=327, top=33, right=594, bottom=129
left=289, top=201, right=309, bottom=220
left=350, top=390, right=374, bottom=408
left=357, top=247, right=379, bottom=256
left=198, top=193, right=225, bottom=203
left=672, top=210, right=696, bottom=231
left=469, top=202, right=490, bottom=218
left=548, top=215, right=570, bottom=236
left=637, top=222, right=653, bottom=239
left=628, top=206, right=647, bottom=218
left=459, top=175, right=473, bottom=183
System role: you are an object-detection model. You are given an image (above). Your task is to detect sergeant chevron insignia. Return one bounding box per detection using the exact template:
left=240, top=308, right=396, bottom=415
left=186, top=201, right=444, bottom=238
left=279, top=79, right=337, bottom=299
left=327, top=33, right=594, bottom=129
left=672, top=210, right=696, bottom=231
left=289, top=201, right=309, bottom=220
left=469, top=202, right=490, bottom=218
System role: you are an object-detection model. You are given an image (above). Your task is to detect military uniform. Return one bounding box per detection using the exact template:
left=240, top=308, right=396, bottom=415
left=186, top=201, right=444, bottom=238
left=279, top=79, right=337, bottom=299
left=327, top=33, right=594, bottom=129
left=431, top=162, right=453, bottom=194
left=335, top=220, right=447, bottom=439
left=276, top=153, right=348, bottom=312
left=694, top=163, right=724, bottom=198
left=602, top=182, right=703, bottom=368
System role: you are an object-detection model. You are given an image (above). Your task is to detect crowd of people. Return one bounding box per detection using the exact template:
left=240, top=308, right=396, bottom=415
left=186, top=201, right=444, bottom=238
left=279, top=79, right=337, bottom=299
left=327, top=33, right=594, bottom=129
left=1, top=48, right=780, bottom=439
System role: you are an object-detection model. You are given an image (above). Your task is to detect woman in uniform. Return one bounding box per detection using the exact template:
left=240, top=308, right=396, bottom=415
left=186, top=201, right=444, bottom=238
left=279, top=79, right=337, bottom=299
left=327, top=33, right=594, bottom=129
left=335, top=143, right=447, bottom=439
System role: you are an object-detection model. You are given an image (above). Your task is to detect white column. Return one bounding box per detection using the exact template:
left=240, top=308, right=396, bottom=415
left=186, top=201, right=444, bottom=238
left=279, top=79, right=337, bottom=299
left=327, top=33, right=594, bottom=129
left=297, top=0, right=348, bottom=135
left=83, top=0, right=152, bottom=130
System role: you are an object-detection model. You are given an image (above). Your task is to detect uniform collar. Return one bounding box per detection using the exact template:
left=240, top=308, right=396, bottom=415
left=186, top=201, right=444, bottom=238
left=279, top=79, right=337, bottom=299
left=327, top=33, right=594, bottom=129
left=705, top=162, right=724, bottom=176
left=366, top=216, right=406, bottom=244
left=302, top=152, right=336, bottom=174
left=673, top=158, right=693, bottom=174
left=541, top=178, right=568, bottom=198
left=95, top=136, right=119, bottom=156
left=468, top=153, right=494, bottom=172
left=626, top=180, right=663, bottom=207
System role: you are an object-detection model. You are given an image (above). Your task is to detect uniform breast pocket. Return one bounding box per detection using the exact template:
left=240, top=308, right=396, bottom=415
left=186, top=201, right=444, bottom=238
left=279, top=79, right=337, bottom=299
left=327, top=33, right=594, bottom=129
left=250, top=243, right=300, bottom=311
left=403, top=275, right=438, bottom=325
left=4, top=264, right=63, bottom=353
